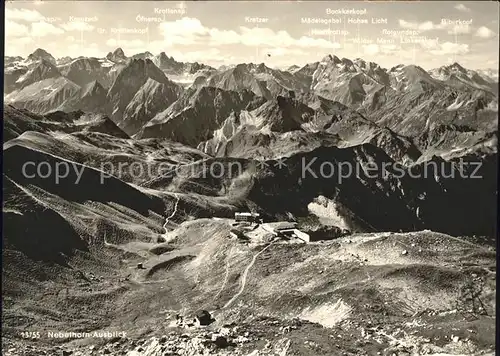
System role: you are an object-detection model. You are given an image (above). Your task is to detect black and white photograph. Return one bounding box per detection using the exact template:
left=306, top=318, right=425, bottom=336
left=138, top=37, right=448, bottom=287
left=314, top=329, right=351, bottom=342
left=2, top=0, right=498, bottom=355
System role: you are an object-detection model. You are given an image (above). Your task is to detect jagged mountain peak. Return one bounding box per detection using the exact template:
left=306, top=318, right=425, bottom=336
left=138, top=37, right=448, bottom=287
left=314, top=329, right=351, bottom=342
left=6, top=55, right=24, bottom=62
left=29, top=48, right=53, bottom=58
left=27, top=48, right=56, bottom=64
left=193, top=85, right=240, bottom=102
left=256, top=62, right=268, bottom=72
left=152, top=52, right=182, bottom=71
left=234, top=63, right=252, bottom=71
left=230, top=62, right=269, bottom=71
left=321, top=54, right=342, bottom=64
left=153, top=51, right=176, bottom=64
left=106, top=48, right=127, bottom=63
left=430, top=62, right=468, bottom=77
left=113, top=47, right=125, bottom=57
left=57, top=56, right=73, bottom=65
left=353, top=58, right=380, bottom=69
left=128, top=58, right=166, bottom=73
left=150, top=52, right=214, bottom=77
left=31, top=48, right=52, bottom=56
left=317, top=55, right=355, bottom=71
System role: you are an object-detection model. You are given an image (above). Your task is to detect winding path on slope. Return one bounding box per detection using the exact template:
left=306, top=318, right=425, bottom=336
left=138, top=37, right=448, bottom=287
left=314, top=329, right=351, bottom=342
left=222, top=243, right=273, bottom=310
left=103, top=231, right=112, bottom=247
left=162, top=193, right=180, bottom=236
left=102, top=192, right=179, bottom=248
left=211, top=247, right=234, bottom=303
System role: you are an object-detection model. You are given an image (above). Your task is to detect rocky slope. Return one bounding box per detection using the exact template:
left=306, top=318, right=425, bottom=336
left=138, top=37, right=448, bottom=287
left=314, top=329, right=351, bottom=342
left=107, top=58, right=183, bottom=134
left=14, top=59, right=62, bottom=90
left=5, top=76, right=82, bottom=113
left=138, top=87, right=265, bottom=146
left=58, top=57, right=113, bottom=88
left=121, top=77, right=183, bottom=135
left=2, top=209, right=496, bottom=355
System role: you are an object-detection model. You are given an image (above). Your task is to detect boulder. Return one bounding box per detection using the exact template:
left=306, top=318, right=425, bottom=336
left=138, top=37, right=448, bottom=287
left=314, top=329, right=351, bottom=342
left=194, top=310, right=214, bottom=326
left=211, top=335, right=229, bottom=348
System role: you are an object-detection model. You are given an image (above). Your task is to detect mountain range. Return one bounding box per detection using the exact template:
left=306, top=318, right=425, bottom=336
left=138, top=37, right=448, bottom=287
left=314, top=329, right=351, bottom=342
left=4, top=48, right=498, bottom=155
left=4, top=47, right=498, bottom=234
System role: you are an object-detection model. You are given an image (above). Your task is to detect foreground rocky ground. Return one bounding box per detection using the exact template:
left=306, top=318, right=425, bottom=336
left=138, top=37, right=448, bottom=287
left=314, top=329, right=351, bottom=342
left=2, top=308, right=496, bottom=356
left=2, top=224, right=496, bottom=356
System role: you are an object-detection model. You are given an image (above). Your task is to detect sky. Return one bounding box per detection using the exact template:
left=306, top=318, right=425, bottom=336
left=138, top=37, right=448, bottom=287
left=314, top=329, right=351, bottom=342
left=5, top=1, right=500, bottom=70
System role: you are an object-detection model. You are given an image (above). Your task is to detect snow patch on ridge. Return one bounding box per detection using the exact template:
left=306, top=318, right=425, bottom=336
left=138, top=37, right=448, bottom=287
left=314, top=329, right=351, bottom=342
left=307, top=196, right=349, bottom=230
left=299, top=298, right=352, bottom=328
left=446, top=98, right=465, bottom=111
